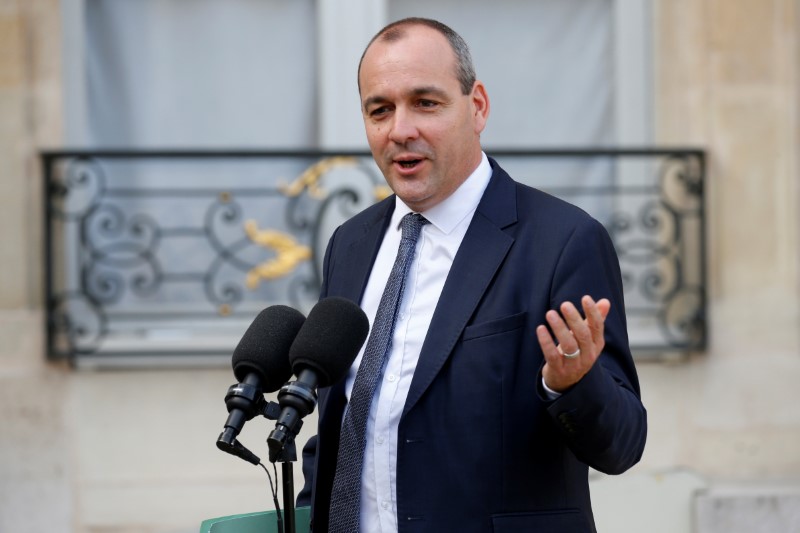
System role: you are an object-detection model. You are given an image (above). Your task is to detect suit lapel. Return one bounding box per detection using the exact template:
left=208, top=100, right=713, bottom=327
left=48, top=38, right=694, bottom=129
left=403, top=161, right=518, bottom=417
left=329, top=199, right=394, bottom=304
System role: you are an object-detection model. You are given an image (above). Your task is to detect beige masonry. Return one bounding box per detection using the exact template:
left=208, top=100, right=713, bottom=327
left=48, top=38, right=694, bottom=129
left=0, top=1, right=798, bottom=531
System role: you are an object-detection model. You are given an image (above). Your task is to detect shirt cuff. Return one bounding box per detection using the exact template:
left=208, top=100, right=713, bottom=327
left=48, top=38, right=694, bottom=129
left=541, top=377, right=563, bottom=400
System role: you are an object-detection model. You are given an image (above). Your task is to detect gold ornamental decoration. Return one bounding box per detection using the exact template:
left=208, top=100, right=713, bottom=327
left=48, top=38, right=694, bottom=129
left=244, top=220, right=312, bottom=289
left=279, top=155, right=394, bottom=202
left=278, top=156, right=358, bottom=198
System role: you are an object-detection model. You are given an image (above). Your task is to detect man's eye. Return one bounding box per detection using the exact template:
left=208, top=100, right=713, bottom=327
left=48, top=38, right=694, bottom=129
left=370, top=106, right=390, bottom=117
left=418, top=100, right=437, bottom=108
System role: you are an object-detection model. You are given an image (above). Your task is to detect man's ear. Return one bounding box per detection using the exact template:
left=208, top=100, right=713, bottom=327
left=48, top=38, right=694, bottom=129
left=470, top=80, right=490, bottom=134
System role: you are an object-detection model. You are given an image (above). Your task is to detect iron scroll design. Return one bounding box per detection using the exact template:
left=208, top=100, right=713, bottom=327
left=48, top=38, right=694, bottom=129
left=43, top=152, right=388, bottom=360
left=608, top=153, right=706, bottom=350
left=42, top=149, right=706, bottom=363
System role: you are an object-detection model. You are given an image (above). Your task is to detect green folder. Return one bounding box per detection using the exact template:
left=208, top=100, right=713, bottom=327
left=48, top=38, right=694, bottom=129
left=199, top=506, right=311, bottom=533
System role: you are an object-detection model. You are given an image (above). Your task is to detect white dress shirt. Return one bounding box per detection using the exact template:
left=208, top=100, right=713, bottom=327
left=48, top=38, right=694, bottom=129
left=342, top=153, right=492, bottom=533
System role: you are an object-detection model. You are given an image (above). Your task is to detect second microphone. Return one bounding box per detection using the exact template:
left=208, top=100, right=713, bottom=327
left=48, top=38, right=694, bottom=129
left=267, top=297, right=369, bottom=462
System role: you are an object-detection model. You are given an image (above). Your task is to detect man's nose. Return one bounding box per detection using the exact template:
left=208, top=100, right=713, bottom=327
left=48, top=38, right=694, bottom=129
left=388, top=108, right=419, bottom=144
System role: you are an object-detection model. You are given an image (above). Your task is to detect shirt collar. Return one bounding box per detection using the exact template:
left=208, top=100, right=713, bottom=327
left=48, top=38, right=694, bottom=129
left=392, top=152, right=492, bottom=235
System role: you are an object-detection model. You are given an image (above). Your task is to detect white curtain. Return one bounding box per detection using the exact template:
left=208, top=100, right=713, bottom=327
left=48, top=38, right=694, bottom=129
left=82, top=0, right=615, bottom=149
left=390, top=0, right=615, bottom=147
left=84, top=0, right=317, bottom=148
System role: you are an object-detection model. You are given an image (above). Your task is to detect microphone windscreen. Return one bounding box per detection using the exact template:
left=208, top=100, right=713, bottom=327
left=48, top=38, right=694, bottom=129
left=289, top=297, right=369, bottom=388
left=232, top=305, right=306, bottom=392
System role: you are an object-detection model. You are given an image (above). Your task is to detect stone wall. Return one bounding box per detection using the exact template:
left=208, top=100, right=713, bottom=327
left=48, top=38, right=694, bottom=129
left=0, top=1, right=72, bottom=531
left=648, top=0, right=800, bottom=478
left=635, top=1, right=800, bottom=531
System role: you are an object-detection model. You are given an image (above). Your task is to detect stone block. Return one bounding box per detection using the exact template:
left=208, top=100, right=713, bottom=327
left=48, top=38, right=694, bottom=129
left=0, top=310, right=46, bottom=373
left=591, top=468, right=707, bottom=533
left=0, top=11, right=24, bottom=88
left=695, top=487, right=800, bottom=533
left=0, top=370, right=71, bottom=533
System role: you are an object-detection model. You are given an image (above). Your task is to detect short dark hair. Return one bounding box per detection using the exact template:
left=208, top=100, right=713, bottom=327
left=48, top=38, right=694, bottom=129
left=357, top=17, right=477, bottom=95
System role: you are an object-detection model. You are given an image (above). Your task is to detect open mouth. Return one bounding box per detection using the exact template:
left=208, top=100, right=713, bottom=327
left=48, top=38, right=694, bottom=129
left=396, top=159, right=422, bottom=169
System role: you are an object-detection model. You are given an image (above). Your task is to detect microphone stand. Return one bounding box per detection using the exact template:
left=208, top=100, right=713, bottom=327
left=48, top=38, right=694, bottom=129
left=264, top=400, right=301, bottom=533
left=216, top=393, right=299, bottom=533
left=267, top=373, right=319, bottom=533
left=218, top=373, right=319, bottom=533
left=269, top=440, right=297, bottom=533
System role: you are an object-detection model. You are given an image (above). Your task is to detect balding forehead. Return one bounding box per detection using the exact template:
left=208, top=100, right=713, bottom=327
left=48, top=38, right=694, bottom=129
left=378, top=24, right=410, bottom=43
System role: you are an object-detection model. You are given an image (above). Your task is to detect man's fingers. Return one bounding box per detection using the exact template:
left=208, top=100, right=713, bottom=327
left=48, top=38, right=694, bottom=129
left=583, top=296, right=610, bottom=346
left=536, top=324, right=561, bottom=367
left=546, top=308, right=580, bottom=355
left=597, top=298, right=611, bottom=317
left=560, top=301, right=592, bottom=350
left=582, top=296, right=604, bottom=344
left=538, top=297, right=612, bottom=392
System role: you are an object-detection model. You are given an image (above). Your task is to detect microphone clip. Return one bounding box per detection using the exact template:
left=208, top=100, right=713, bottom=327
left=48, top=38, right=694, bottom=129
left=216, top=381, right=283, bottom=466
left=267, top=375, right=318, bottom=463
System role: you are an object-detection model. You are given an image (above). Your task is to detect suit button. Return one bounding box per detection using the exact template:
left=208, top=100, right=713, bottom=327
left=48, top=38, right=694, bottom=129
left=558, top=413, right=577, bottom=433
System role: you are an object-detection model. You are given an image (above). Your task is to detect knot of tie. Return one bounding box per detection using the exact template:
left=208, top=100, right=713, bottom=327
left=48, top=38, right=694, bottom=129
left=400, top=212, right=428, bottom=243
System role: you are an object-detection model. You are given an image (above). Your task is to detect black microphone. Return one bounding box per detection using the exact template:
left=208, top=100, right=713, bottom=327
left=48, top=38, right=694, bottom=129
left=267, top=297, right=369, bottom=462
left=217, top=305, right=306, bottom=464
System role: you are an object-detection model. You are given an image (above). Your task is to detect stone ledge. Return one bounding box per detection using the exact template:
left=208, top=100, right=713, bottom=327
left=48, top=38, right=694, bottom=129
left=695, top=485, right=800, bottom=533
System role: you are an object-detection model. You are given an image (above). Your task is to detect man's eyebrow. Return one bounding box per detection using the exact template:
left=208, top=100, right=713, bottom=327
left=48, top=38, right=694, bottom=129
left=363, top=95, right=389, bottom=110
left=362, top=86, right=450, bottom=110
left=411, top=86, right=449, bottom=99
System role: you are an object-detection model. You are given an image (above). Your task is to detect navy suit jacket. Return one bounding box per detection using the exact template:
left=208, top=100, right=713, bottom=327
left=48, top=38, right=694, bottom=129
left=300, top=159, right=647, bottom=532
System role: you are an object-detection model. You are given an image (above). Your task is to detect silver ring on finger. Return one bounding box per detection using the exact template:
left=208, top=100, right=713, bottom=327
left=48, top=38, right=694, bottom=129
left=560, top=346, right=581, bottom=359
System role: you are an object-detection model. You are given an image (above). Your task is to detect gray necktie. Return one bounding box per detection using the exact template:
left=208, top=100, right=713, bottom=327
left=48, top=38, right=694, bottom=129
left=328, top=212, right=428, bottom=533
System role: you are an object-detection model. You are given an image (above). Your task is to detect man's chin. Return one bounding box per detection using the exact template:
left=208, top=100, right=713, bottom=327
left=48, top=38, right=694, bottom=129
left=393, top=188, right=435, bottom=212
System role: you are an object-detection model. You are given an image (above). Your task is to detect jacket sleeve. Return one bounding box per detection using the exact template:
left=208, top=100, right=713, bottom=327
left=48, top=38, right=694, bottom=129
left=540, top=217, right=647, bottom=474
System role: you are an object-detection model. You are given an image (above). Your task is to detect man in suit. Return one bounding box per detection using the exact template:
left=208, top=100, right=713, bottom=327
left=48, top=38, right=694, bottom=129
left=300, top=17, right=647, bottom=532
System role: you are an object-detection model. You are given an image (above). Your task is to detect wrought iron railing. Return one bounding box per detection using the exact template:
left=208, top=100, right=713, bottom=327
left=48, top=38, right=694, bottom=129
left=42, top=149, right=706, bottom=365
